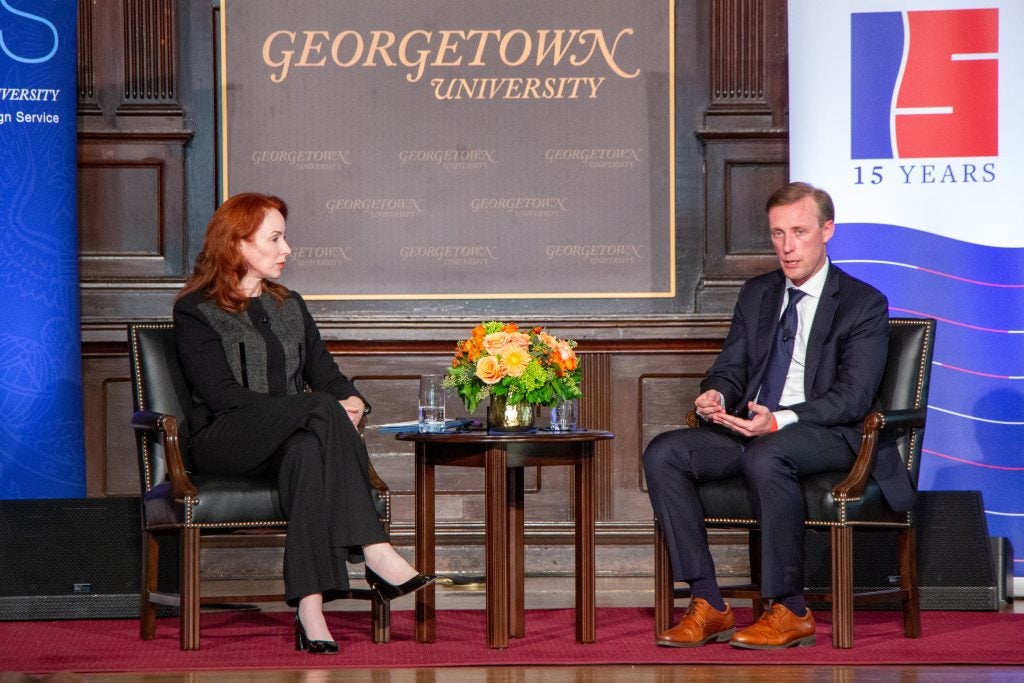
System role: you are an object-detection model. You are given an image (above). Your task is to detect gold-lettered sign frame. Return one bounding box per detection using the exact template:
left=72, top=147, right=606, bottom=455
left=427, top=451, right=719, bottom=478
left=218, top=0, right=676, bottom=301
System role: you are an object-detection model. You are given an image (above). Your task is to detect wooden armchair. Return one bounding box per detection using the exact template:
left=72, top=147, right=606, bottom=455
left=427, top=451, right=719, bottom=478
left=653, top=317, right=936, bottom=647
left=128, top=322, right=391, bottom=650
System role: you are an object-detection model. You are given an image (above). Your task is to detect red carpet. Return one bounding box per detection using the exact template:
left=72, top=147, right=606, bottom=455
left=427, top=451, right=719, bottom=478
left=2, top=607, right=1023, bottom=674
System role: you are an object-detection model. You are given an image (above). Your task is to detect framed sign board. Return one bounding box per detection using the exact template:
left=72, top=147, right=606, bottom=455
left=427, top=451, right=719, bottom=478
left=220, top=0, right=675, bottom=301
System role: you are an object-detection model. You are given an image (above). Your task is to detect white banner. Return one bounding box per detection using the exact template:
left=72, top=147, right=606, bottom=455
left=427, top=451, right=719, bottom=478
left=790, top=0, right=1024, bottom=576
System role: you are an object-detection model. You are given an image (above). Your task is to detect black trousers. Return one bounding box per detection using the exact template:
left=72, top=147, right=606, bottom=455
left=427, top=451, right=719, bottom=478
left=187, top=392, right=387, bottom=605
left=642, top=422, right=854, bottom=598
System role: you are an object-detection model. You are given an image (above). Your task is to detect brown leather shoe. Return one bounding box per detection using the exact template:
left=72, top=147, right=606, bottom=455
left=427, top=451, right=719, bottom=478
left=656, top=598, right=735, bottom=647
left=730, top=603, right=816, bottom=649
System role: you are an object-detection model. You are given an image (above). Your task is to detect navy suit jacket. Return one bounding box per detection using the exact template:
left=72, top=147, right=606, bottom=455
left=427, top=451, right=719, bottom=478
left=701, top=264, right=916, bottom=512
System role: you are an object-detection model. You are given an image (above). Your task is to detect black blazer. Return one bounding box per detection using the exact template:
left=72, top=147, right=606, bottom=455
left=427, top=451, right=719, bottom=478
left=701, top=264, right=916, bottom=511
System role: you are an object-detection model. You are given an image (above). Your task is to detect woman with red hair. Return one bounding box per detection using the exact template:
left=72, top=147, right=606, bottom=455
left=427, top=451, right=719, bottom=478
left=174, top=193, right=433, bottom=654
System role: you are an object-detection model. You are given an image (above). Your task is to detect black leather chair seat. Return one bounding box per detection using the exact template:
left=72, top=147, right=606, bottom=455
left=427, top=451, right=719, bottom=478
left=801, top=473, right=904, bottom=525
left=697, top=473, right=905, bottom=526
left=697, top=477, right=754, bottom=521
left=142, top=478, right=283, bottom=527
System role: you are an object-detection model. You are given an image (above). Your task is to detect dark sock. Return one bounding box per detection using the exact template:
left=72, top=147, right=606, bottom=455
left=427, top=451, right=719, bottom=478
left=776, top=594, right=807, bottom=616
left=688, top=578, right=726, bottom=612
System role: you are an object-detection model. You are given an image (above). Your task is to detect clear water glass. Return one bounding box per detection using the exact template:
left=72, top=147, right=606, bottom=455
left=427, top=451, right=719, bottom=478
left=418, top=374, right=446, bottom=433
left=549, top=398, right=579, bottom=432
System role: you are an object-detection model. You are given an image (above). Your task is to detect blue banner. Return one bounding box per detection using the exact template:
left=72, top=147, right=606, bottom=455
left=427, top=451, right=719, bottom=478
left=789, top=0, right=1024, bottom=577
left=0, top=0, right=84, bottom=499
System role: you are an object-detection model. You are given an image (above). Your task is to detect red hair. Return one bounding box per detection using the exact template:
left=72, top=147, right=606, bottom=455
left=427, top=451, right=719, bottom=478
left=178, top=193, right=290, bottom=312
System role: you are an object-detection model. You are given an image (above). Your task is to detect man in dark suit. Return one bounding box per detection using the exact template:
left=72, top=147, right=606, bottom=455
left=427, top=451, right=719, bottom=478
left=643, top=182, right=912, bottom=649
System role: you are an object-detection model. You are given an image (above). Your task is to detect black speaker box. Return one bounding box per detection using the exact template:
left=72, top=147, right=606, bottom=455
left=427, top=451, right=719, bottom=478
left=0, top=497, right=177, bottom=620
left=804, top=490, right=1011, bottom=611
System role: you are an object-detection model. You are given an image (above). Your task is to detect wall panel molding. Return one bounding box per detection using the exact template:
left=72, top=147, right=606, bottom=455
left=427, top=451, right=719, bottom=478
left=118, top=0, right=183, bottom=117
left=77, top=131, right=191, bottom=285
left=698, top=134, right=788, bottom=310
left=704, top=0, right=788, bottom=130
left=709, top=0, right=767, bottom=111
left=76, top=0, right=101, bottom=116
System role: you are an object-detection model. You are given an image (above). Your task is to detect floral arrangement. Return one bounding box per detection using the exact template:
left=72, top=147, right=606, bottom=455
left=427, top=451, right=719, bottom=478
left=444, top=321, right=582, bottom=413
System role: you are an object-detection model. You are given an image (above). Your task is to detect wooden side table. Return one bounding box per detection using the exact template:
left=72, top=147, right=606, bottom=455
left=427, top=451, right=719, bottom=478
left=395, top=429, right=614, bottom=649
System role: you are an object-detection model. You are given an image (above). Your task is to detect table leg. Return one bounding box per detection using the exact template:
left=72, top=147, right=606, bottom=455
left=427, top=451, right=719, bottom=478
left=574, top=443, right=596, bottom=643
left=508, top=466, right=525, bottom=638
left=414, top=442, right=436, bottom=643
left=485, top=444, right=509, bottom=648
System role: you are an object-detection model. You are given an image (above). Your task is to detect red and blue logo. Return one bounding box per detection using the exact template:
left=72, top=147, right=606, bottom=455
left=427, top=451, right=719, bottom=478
left=851, top=9, right=998, bottom=159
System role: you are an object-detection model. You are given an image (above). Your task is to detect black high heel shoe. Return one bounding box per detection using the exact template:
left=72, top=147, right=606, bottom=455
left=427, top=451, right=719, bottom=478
left=294, top=612, right=339, bottom=654
left=366, top=568, right=437, bottom=602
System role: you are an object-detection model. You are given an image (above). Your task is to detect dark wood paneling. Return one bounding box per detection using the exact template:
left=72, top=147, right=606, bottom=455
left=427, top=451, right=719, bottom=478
left=119, top=0, right=180, bottom=114
left=710, top=0, right=769, bottom=113
left=638, top=374, right=705, bottom=484
left=76, top=0, right=100, bottom=116
left=705, top=0, right=788, bottom=130
left=81, top=351, right=136, bottom=498
left=693, top=0, right=790, bottom=313
left=79, top=164, right=161, bottom=252
left=77, top=133, right=190, bottom=281
left=697, top=133, right=788, bottom=311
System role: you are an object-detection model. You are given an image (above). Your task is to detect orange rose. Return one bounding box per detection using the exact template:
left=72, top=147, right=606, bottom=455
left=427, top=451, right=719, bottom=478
left=482, top=331, right=512, bottom=356
left=508, top=332, right=531, bottom=351
left=475, top=355, right=505, bottom=384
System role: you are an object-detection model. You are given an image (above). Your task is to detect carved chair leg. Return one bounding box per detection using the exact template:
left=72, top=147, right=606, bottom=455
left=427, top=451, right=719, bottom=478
left=371, top=594, right=391, bottom=643
left=748, top=529, right=767, bottom=618
left=140, top=530, right=159, bottom=641
left=831, top=525, right=854, bottom=648
left=899, top=526, right=922, bottom=638
left=180, top=527, right=201, bottom=651
left=653, top=519, right=674, bottom=636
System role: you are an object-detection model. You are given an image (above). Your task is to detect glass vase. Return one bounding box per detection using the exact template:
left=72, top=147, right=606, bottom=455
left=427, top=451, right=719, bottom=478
left=487, top=395, right=536, bottom=433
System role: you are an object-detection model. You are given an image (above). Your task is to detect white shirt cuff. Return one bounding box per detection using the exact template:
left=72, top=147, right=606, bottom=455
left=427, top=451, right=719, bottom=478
left=774, top=409, right=798, bottom=430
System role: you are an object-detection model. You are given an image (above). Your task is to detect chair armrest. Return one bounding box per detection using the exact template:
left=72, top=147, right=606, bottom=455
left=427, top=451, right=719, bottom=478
left=867, top=408, right=927, bottom=432
left=131, top=410, right=197, bottom=499
left=354, top=413, right=389, bottom=497
left=832, top=408, right=926, bottom=501
left=367, top=462, right=390, bottom=497
left=686, top=406, right=924, bottom=503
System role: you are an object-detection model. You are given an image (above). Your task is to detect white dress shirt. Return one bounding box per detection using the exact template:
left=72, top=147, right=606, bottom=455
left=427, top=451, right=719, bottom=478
left=772, top=260, right=830, bottom=428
